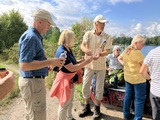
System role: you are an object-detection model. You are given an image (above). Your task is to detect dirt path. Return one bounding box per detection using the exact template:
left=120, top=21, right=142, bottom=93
left=0, top=90, right=152, bottom=120
left=0, top=64, right=152, bottom=120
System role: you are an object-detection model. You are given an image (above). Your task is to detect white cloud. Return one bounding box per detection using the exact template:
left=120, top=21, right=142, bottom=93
left=92, top=5, right=99, bottom=11
left=157, top=24, right=160, bottom=33
left=128, top=23, right=143, bottom=36
left=0, top=0, right=89, bottom=29
left=146, top=22, right=160, bottom=37
left=124, top=22, right=160, bottom=37
left=104, top=22, right=128, bottom=37
left=108, top=0, right=143, bottom=5
left=0, top=0, right=160, bottom=38
left=106, top=22, right=160, bottom=38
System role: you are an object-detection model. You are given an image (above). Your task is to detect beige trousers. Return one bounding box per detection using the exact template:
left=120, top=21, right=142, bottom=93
left=18, top=77, right=46, bottom=120
left=58, top=88, right=74, bottom=120
left=82, top=68, right=106, bottom=101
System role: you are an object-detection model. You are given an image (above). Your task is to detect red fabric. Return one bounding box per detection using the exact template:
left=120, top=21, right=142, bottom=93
left=49, top=71, right=76, bottom=106
left=49, top=69, right=83, bottom=106
left=75, top=69, right=83, bottom=84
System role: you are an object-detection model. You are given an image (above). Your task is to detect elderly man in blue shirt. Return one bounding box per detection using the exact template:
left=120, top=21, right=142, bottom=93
left=106, top=45, right=124, bottom=86
left=18, top=9, right=65, bottom=120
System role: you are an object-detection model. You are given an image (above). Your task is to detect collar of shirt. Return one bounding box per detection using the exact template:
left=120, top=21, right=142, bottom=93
left=30, top=27, right=43, bottom=42
left=93, top=30, right=104, bottom=37
left=112, top=53, right=116, bottom=58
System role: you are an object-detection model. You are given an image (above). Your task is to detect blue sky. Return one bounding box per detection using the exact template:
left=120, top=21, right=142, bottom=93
left=0, top=0, right=160, bottom=37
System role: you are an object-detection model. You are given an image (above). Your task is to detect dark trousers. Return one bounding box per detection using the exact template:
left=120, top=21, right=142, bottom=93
left=150, top=92, right=160, bottom=120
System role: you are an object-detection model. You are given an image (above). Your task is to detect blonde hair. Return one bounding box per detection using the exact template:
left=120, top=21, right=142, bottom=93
left=58, top=30, right=75, bottom=47
left=125, top=35, right=146, bottom=53
left=131, top=35, right=146, bottom=44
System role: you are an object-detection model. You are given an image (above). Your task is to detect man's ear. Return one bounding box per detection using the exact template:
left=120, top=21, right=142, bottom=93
left=38, top=19, right=42, bottom=24
left=39, top=20, right=42, bottom=24
left=95, top=22, right=98, bottom=26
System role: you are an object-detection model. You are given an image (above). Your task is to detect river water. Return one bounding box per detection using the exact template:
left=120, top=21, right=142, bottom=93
left=123, top=45, right=157, bottom=57
left=141, top=45, right=158, bottom=56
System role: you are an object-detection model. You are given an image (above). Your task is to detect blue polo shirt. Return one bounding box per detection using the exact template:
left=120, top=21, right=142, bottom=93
left=56, top=45, right=77, bottom=73
left=18, top=27, right=48, bottom=77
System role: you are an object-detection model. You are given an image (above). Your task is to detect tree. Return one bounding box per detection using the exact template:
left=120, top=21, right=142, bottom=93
left=72, top=17, right=93, bottom=59
left=113, top=36, right=132, bottom=46
left=44, top=27, right=61, bottom=58
left=0, top=9, right=27, bottom=52
left=3, top=43, right=19, bottom=63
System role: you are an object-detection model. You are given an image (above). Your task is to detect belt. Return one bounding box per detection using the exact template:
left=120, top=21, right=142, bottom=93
left=23, top=76, right=45, bottom=79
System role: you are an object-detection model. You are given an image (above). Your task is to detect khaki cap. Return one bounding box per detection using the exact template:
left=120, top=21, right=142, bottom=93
left=32, top=9, right=56, bottom=26
left=94, top=15, right=109, bottom=23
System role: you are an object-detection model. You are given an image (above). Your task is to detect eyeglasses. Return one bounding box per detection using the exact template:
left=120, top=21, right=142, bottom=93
left=116, top=49, right=121, bottom=51
left=41, top=18, right=51, bottom=26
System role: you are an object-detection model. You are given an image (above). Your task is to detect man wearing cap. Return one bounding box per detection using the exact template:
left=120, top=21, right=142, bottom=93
left=79, top=15, right=112, bottom=119
left=18, top=9, right=65, bottom=120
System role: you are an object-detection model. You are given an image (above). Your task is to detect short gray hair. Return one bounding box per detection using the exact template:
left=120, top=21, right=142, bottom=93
left=113, top=45, right=121, bottom=51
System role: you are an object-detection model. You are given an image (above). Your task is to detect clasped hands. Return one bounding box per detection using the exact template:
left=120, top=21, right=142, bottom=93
left=86, top=50, right=101, bottom=60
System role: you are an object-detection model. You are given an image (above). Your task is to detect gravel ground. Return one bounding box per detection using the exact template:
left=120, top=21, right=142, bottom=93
left=0, top=89, right=152, bottom=120
left=0, top=64, right=152, bottom=120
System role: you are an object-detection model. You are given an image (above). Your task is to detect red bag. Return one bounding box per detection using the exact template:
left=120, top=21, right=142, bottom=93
left=76, top=69, right=83, bottom=84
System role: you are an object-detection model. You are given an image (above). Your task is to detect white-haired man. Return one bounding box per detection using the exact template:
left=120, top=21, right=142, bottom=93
left=79, top=15, right=112, bottom=120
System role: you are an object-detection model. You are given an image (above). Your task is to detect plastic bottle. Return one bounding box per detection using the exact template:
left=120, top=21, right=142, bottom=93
left=114, top=74, right=118, bottom=89
left=58, top=51, right=67, bottom=70
left=92, top=74, right=96, bottom=95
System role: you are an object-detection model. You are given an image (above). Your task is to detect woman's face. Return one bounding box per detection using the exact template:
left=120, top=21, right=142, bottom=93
left=135, top=41, right=145, bottom=50
left=69, top=36, right=74, bottom=48
left=114, top=49, right=121, bottom=57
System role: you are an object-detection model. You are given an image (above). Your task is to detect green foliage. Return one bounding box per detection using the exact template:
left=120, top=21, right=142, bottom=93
left=0, top=9, right=27, bottom=53
left=3, top=43, right=18, bottom=64
left=75, top=84, right=84, bottom=104
left=113, top=35, right=160, bottom=46
left=44, top=27, right=61, bottom=58
left=147, top=36, right=160, bottom=45
left=45, top=71, right=57, bottom=89
left=0, top=65, right=5, bottom=68
left=72, top=17, right=93, bottom=59
left=113, top=36, right=132, bottom=45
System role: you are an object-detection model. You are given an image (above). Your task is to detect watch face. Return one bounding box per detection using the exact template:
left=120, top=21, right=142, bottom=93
left=0, top=68, right=7, bottom=79
left=0, top=68, right=6, bottom=71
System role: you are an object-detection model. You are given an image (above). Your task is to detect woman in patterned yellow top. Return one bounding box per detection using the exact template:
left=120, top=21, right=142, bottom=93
left=118, top=35, right=146, bottom=120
